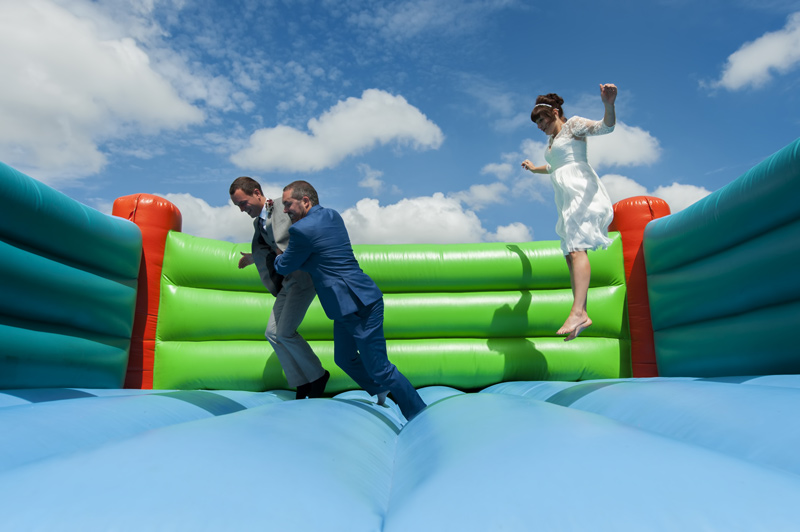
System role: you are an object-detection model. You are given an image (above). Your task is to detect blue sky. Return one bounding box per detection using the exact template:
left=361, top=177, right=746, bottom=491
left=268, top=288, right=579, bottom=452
left=2, top=0, right=799, bottom=245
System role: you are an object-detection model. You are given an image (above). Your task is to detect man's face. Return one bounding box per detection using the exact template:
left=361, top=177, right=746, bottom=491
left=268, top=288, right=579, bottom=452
left=231, top=188, right=265, bottom=218
left=282, top=189, right=311, bottom=223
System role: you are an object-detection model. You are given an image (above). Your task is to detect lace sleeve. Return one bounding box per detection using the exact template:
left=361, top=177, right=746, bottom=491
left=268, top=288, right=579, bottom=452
left=565, top=116, right=614, bottom=138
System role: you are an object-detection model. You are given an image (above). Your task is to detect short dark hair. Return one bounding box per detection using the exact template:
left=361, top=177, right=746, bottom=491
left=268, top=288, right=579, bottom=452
left=229, top=176, right=262, bottom=196
left=284, top=180, right=319, bottom=206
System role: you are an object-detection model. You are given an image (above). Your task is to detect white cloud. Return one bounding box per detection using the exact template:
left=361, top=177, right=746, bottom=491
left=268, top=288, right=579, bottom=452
left=588, top=122, right=661, bottom=169
left=481, top=162, right=514, bottom=180
left=487, top=222, right=532, bottom=243
left=449, top=182, right=510, bottom=211
left=341, top=194, right=488, bottom=244
left=153, top=53, right=244, bottom=112
left=346, top=0, right=518, bottom=42
left=230, top=89, right=444, bottom=172
left=600, top=174, right=711, bottom=213
left=455, top=72, right=530, bottom=132
left=166, top=188, right=529, bottom=246
left=0, top=0, right=205, bottom=182
left=463, top=139, right=552, bottom=210
left=458, top=74, right=518, bottom=117
left=339, top=188, right=534, bottom=245
left=652, top=182, right=712, bottom=212
left=601, top=174, right=649, bottom=204
left=58, top=1, right=261, bottom=113
left=492, top=114, right=530, bottom=132
left=357, top=163, right=385, bottom=196
left=709, top=11, right=800, bottom=90
left=512, top=173, right=551, bottom=204
left=519, top=139, right=549, bottom=166
left=161, top=193, right=253, bottom=243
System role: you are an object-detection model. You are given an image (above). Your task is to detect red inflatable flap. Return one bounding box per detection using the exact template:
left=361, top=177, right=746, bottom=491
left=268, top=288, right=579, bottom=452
left=610, top=196, right=670, bottom=377
left=113, top=194, right=182, bottom=389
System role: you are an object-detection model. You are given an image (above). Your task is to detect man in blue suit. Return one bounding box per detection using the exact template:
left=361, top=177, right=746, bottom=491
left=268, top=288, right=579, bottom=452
left=274, top=180, right=426, bottom=421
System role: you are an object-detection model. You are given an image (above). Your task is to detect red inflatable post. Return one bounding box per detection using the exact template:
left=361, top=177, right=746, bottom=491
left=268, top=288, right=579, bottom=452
left=609, top=196, right=670, bottom=377
left=113, top=195, right=182, bottom=389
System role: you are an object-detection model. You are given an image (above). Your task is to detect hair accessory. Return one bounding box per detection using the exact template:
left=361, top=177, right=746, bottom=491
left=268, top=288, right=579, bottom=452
left=533, top=103, right=553, bottom=109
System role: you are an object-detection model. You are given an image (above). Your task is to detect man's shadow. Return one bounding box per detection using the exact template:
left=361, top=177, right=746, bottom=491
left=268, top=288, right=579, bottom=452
left=486, top=245, right=547, bottom=380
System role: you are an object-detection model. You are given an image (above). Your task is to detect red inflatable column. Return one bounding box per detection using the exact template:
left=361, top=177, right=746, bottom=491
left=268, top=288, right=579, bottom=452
left=609, top=196, right=670, bottom=377
left=113, top=194, right=182, bottom=389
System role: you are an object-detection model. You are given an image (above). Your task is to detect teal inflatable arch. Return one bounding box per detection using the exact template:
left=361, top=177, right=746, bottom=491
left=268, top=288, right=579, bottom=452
left=644, top=138, right=800, bottom=376
left=1, top=138, right=800, bottom=530
left=0, top=163, right=140, bottom=389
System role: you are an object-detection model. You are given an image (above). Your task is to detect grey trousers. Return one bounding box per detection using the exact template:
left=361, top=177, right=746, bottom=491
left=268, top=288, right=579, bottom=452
left=265, top=271, right=324, bottom=387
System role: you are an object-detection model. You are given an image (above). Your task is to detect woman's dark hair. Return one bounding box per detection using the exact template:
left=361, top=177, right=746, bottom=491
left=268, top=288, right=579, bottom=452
left=530, top=93, right=566, bottom=123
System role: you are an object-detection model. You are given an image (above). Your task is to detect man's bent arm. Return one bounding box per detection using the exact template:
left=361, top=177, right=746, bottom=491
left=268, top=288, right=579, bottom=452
left=274, top=227, right=313, bottom=275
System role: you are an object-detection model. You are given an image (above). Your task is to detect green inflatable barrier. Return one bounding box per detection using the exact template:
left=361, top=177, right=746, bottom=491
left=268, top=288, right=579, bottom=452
left=154, top=231, right=630, bottom=391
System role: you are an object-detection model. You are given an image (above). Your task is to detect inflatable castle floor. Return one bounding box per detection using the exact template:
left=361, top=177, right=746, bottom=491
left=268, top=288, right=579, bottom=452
left=1, top=139, right=799, bottom=530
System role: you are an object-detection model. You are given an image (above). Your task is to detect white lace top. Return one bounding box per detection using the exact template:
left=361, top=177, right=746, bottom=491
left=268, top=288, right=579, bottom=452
left=544, top=116, right=615, bottom=255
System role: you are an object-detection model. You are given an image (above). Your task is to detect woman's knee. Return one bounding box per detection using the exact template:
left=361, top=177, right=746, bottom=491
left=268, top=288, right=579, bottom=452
left=568, top=250, right=587, bottom=259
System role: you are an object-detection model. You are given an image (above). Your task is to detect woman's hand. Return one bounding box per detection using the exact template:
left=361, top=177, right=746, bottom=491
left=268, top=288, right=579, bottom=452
left=600, top=83, right=617, bottom=106
left=600, top=84, right=617, bottom=127
left=521, top=160, right=547, bottom=173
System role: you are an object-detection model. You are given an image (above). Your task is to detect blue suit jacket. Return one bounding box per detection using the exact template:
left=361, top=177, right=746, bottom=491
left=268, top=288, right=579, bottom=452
left=274, top=205, right=381, bottom=320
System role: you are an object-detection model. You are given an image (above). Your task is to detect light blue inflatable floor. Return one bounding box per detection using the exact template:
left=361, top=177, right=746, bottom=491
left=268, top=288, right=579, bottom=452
left=2, top=377, right=800, bottom=531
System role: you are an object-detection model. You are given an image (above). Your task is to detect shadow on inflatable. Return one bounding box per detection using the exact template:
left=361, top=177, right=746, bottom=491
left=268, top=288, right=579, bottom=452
left=1, top=138, right=799, bottom=530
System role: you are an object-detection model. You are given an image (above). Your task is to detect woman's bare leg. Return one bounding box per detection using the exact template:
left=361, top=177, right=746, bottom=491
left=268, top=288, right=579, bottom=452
left=557, top=251, right=592, bottom=341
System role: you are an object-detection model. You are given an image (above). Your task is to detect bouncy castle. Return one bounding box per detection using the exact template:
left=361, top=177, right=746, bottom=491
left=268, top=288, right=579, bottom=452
left=1, top=138, right=799, bottom=530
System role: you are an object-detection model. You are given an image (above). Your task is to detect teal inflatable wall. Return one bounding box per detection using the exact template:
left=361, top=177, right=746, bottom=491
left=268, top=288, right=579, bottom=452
left=645, top=138, right=800, bottom=376
left=0, top=162, right=141, bottom=388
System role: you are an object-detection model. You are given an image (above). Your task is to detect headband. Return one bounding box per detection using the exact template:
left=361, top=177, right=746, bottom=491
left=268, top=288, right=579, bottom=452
left=533, top=103, right=553, bottom=109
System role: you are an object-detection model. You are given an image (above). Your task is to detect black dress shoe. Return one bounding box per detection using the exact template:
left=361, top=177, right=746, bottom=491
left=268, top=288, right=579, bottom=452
left=295, top=383, right=311, bottom=400
left=307, top=370, right=330, bottom=399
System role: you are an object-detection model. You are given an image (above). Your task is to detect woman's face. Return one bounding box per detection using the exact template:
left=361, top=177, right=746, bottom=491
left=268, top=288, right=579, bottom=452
left=534, top=112, right=558, bottom=135
left=534, top=116, right=549, bottom=133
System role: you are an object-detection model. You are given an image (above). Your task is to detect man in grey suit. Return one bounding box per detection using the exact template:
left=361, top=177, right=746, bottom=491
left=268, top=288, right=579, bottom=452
left=230, top=176, right=329, bottom=399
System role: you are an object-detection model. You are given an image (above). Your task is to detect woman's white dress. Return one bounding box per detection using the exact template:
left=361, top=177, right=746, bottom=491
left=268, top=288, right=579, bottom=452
left=544, top=116, right=614, bottom=255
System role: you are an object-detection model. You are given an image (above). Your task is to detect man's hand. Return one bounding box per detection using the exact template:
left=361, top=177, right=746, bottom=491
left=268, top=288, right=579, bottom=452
left=238, top=252, right=255, bottom=269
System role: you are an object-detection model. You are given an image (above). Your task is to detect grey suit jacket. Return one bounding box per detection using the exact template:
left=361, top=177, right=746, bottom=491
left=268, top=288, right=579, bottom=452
left=252, top=205, right=292, bottom=297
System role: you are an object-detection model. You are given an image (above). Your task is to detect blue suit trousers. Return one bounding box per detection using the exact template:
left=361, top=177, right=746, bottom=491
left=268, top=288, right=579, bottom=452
left=333, top=298, right=426, bottom=420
